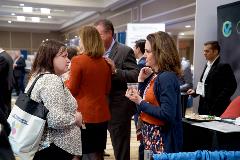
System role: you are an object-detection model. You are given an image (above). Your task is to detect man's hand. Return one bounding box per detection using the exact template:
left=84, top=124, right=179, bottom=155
left=187, top=89, right=195, bottom=95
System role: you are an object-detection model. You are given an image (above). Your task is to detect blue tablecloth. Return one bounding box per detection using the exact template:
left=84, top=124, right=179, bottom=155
left=153, top=150, right=240, bottom=160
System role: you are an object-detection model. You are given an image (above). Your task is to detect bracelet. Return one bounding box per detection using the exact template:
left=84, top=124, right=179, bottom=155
left=112, top=69, right=117, bottom=74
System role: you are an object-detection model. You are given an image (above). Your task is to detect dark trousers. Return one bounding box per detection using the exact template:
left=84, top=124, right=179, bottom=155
left=33, top=143, right=73, bottom=160
left=108, top=118, right=131, bottom=160
left=181, top=95, right=189, bottom=117
left=14, top=75, right=25, bottom=95
left=139, top=139, right=144, bottom=160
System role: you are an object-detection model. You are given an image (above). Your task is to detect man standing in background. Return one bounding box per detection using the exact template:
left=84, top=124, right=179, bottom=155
left=0, top=48, right=14, bottom=117
left=13, top=50, right=26, bottom=96
left=132, top=39, right=146, bottom=127
left=187, top=41, right=237, bottom=116
left=95, top=19, right=139, bottom=160
left=179, top=57, right=193, bottom=117
left=133, top=39, right=146, bottom=71
left=133, top=39, right=146, bottom=160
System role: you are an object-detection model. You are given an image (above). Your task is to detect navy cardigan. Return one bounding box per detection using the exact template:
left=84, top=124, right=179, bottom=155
left=138, top=71, right=183, bottom=153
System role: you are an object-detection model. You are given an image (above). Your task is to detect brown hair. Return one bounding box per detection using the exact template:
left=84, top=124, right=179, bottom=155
left=79, top=26, right=105, bottom=58
left=67, top=46, right=78, bottom=60
left=30, top=39, right=66, bottom=77
left=204, top=41, right=220, bottom=54
left=146, top=31, right=181, bottom=76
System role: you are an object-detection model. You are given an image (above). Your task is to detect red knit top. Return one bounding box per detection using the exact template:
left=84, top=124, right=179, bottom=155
left=66, top=54, right=112, bottom=123
left=141, top=76, right=165, bottom=126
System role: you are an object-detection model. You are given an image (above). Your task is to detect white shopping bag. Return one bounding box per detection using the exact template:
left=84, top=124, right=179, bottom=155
left=7, top=74, right=48, bottom=160
left=8, top=105, right=46, bottom=160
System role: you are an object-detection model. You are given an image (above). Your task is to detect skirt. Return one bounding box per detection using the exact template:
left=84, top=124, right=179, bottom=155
left=142, top=122, right=165, bottom=154
left=81, top=121, right=108, bottom=154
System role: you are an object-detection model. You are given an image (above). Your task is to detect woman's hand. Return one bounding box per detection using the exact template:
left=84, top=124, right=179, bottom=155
left=125, top=88, right=143, bottom=105
left=104, top=57, right=116, bottom=74
left=75, top=112, right=83, bottom=127
left=138, top=67, right=153, bottom=82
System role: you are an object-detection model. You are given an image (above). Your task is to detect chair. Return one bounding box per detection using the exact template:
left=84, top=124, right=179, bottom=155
left=221, top=96, right=240, bottom=119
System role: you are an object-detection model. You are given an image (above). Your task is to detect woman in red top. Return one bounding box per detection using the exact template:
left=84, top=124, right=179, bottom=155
left=66, top=26, right=112, bottom=160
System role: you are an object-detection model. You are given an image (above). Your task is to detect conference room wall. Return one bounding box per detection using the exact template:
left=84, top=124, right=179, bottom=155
left=0, top=31, right=62, bottom=52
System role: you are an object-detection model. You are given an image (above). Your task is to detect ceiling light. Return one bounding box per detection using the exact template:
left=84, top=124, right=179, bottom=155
left=48, top=16, right=52, bottom=19
left=17, top=16, right=25, bottom=21
left=185, top=25, right=191, bottom=28
left=8, top=21, right=12, bottom=24
left=23, top=7, right=33, bottom=13
left=41, top=8, right=50, bottom=14
left=11, top=13, right=15, bottom=16
left=20, top=4, right=24, bottom=6
left=32, top=17, right=40, bottom=22
left=179, top=32, right=185, bottom=35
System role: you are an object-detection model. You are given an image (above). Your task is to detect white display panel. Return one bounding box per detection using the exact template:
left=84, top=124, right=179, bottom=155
left=126, top=23, right=165, bottom=49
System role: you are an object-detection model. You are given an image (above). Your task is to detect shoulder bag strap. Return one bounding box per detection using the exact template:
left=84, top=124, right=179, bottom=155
left=26, top=74, right=44, bottom=96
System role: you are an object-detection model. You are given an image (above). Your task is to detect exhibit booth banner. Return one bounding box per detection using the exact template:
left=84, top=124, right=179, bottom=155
left=218, top=1, right=240, bottom=98
left=126, top=23, right=165, bottom=49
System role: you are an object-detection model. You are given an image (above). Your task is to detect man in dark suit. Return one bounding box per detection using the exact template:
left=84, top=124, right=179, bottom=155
left=95, top=19, right=139, bottom=160
left=133, top=39, right=146, bottom=127
left=187, top=41, right=237, bottom=116
left=13, top=50, right=26, bottom=96
left=133, top=39, right=146, bottom=70
left=133, top=39, right=146, bottom=160
left=0, top=48, right=14, bottom=117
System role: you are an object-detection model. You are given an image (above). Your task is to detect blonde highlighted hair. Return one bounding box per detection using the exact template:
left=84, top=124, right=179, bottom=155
left=79, top=26, right=105, bottom=58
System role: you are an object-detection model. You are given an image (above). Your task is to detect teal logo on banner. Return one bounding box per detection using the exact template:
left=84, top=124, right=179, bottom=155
left=236, top=20, right=240, bottom=34
left=222, top=21, right=232, bottom=37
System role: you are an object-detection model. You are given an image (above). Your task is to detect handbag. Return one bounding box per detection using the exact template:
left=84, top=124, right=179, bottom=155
left=7, top=74, right=49, bottom=160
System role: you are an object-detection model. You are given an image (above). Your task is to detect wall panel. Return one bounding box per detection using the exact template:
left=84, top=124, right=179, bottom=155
left=0, top=31, right=10, bottom=49
left=11, top=32, right=31, bottom=49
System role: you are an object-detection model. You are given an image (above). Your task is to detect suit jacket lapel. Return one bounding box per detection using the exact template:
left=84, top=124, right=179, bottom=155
left=205, top=57, right=220, bottom=82
left=109, top=41, right=118, bottom=60
left=200, top=65, right=207, bottom=81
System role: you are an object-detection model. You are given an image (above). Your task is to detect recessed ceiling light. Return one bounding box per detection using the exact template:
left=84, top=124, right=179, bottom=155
left=20, top=4, right=24, bottom=6
left=8, top=21, right=12, bottom=23
left=179, top=32, right=185, bottom=35
left=32, top=17, right=40, bottom=22
left=11, top=13, right=15, bottom=16
left=75, top=36, right=78, bottom=38
left=48, top=16, right=52, bottom=19
left=185, top=25, right=191, bottom=28
left=41, top=8, right=50, bottom=14
left=23, top=7, right=33, bottom=13
left=17, top=16, right=25, bottom=21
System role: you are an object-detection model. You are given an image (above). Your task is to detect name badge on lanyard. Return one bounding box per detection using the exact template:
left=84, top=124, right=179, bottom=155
left=196, top=82, right=204, bottom=96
